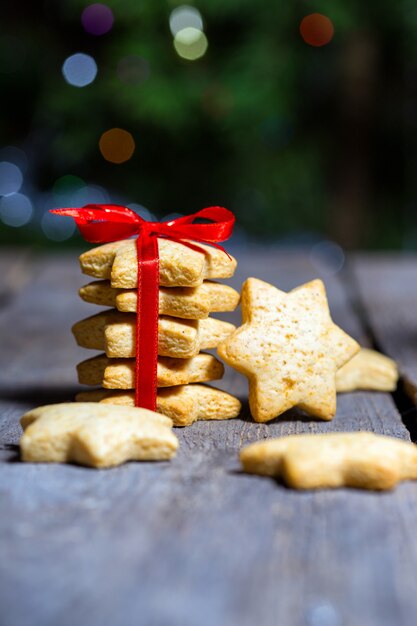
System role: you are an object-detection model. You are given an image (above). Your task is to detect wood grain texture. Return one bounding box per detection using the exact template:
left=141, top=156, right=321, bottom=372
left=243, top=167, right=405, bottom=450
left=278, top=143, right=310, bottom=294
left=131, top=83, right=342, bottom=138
left=351, top=253, right=417, bottom=407
left=0, top=249, right=416, bottom=626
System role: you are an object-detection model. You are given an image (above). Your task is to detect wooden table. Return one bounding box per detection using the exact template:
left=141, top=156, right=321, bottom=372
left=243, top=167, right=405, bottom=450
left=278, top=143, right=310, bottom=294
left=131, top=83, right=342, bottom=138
left=1, top=247, right=417, bottom=626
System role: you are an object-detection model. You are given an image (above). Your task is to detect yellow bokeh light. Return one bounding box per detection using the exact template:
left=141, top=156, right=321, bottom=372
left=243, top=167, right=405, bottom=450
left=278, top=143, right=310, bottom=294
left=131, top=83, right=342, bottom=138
left=99, top=128, right=135, bottom=164
left=174, top=27, right=208, bottom=61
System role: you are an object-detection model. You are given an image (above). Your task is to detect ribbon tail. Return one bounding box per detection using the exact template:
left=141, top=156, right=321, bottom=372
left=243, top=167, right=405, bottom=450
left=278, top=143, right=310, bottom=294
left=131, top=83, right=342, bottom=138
left=135, top=234, right=159, bottom=410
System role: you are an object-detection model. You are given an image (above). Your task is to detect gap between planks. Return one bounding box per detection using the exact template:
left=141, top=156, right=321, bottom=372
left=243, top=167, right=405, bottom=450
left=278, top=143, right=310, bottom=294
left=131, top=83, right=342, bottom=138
left=347, top=253, right=417, bottom=441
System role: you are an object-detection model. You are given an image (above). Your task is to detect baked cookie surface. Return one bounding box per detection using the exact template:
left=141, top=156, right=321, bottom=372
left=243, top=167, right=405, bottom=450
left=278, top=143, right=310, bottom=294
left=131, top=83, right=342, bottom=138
left=77, top=352, right=224, bottom=389
left=72, top=310, right=235, bottom=358
left=218, top=278, right=359, bottom=422
left=79, top=280, right=240, bottom=319
left=240, top=432, right=417, bottom=490
left=336, top=348, right=398, bottom=392
left=76, top=383, right=242, bottom=426
left=79, top=239, right=237, bottom=288
left=20, top=403, right=178, bottom=468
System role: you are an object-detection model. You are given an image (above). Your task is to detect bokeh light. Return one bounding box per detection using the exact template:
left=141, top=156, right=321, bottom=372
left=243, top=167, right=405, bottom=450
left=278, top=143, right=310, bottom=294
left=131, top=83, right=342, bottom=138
left=99, top=128, right=136, bottom=164
left=310, top=241, right=345, bottom=275
left=51, top=175, right=110, bottom=207
left=169, top=6, right=203, bottom=36
left=41, top=211, right=76, bottom=241
left=81, top=3, right=114, bottom=36
left=62, top=53, right=97, bottom=87
left=0, top=162, right=23, bottom=196
left=174, top=28, right=208, bottom=61
left=73, top=184, right=110, bottom=206
left=127, top=203, right=156, bottom=221
left=53, top=174, right=85, bottom=197
left=300, top=14, right=334, bottom=47
left=117, top=55, right=150, bottom=85
left=0, top=193, right=33, bottom=227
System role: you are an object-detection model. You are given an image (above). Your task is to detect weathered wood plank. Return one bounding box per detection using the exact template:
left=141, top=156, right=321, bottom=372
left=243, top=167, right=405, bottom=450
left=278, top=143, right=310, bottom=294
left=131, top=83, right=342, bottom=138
left=0, top=248, right=34, bottom=308
left=0, top=249, right=415, bottom=626
left=0, top=253, right=91, bottom=393
left=351, top=253, right=417, bottom=407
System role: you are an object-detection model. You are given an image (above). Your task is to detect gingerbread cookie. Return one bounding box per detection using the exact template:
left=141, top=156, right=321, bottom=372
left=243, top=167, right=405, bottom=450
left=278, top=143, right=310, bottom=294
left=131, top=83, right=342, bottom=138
left=240, top=432, right=417, bottom=490
left=79, top=280, right=240, bottom=319
left=77, top=352, right=224, bottom=389
left=20, top=403, right=178, bottom=468
left=336, top=348, right=398, bottom=393
left=79, top=239, right=237, bottom=288
left=76, top=383, right=242, bottom=426
left=218, top=278, right=359, bottom=422
left=72, top=311, right=235, bottom=358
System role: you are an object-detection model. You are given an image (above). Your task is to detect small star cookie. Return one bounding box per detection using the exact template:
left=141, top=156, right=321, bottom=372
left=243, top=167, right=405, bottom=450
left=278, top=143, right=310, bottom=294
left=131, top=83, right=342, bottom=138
left=240, top=432, right=417, bottom=490
left=218, top=278, right=359, bottom=422
left=336, top=348, right=398, bottom=392
left=20, top=403, right=178, bottom=468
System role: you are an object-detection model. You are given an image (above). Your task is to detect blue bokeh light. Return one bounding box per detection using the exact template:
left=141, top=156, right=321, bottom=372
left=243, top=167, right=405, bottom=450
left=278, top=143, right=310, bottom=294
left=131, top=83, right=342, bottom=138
left=62, top=53, right=98, bottom=88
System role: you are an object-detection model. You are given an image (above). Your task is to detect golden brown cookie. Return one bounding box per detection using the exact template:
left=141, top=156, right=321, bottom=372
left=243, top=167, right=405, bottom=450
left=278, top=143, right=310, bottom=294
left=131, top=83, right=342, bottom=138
left=20, top=403, right=178, bottom=468
left=77, top=352, right=224, bottom=389
left=218, top=278, right=359, bottom=422
left=72, top=310, right=235, bottom=358
left=79, top=280, right=240, bottom=319
left=336, top=348, right=398, bottom=392
left=76, top=383, right=242, bottom=426
left=79, top=238, right=237, bottom=288
left=240, top=432, right=417, bottom=490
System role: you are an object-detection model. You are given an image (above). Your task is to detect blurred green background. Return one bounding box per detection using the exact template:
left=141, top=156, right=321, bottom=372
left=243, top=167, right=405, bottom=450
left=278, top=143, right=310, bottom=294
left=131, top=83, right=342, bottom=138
left=0, top=0, right=413, bottom=249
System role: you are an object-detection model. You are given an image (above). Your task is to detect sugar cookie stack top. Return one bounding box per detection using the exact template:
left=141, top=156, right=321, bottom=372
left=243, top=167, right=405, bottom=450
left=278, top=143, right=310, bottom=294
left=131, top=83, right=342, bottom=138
left=74, top=238, right=242, bottom=425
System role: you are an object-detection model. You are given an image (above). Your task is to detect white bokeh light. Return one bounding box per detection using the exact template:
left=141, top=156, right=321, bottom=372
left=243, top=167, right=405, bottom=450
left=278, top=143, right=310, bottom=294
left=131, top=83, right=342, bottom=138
left=62, top=53, right=97, bottom=87
left=0, top=162, right=23, bottom=196
left=0, top=193, right=33, bottom=227
left=41, top=211, right=76, bottom=241
left=310, top=241, right=345, bottom=276
left=169, top=6, right=203, bottom=36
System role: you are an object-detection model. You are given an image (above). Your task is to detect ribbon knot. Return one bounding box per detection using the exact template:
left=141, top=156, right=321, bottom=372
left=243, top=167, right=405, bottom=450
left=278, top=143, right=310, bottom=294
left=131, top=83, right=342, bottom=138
left=50, top=204, right=235, bottom=410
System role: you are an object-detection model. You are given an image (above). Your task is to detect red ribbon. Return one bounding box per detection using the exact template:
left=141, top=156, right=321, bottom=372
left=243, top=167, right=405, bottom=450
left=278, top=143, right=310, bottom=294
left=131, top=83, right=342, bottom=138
left=50, top=205, right=235, bottom=410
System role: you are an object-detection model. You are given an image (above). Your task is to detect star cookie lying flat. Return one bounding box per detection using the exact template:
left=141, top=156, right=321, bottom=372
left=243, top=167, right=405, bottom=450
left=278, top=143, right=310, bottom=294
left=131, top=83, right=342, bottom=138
left=76, top=384, right=242, bottom=427
left=240, top=432, right=417, bottom=490
left=336, top=348, right=398, bottom=392
left=218, top=278, right=359, bottom=422
left=79, top=280, right=240, bottom=319
left=72, top=310, right=235, bottom=358
left=77, top=352, right=224, bottom=389
left=79, top=239, right=237, bottom=288
left=20, top=403, right=178, bottom=468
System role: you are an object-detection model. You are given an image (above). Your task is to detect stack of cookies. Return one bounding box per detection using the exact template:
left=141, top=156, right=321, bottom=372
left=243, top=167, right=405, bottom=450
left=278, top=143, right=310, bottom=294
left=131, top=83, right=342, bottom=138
left=73, top=238, right=242, bottom=425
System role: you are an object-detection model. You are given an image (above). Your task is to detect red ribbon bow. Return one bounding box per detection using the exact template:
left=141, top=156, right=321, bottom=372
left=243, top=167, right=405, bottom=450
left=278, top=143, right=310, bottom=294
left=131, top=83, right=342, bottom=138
left=50, top=204, right=235, bottom=410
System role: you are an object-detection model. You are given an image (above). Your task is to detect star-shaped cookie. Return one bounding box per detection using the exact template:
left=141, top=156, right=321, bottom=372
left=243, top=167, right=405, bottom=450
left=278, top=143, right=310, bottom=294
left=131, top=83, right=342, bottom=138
left=20, top=403, right=178, bottom=468
left=217, top=278, right=360, bottom=422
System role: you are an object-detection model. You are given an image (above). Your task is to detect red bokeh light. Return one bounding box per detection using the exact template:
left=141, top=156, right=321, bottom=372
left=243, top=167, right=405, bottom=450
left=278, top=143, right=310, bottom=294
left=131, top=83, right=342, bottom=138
left=300, top=13, right=334, bottom=47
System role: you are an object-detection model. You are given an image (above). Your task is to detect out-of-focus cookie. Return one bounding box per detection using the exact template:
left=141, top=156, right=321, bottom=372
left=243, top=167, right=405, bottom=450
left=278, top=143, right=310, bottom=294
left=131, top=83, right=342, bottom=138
left=72, top=310, right=235, bottom=358
left=79, top=238, right=237, bottom=288
left=240, top=432, right=417, bottom=490
left=218, top=278, right=359, bottom=422
left=336, top=348, right=398, bottom=392
left=77, top=352, right=224, bottom=389
left=76, top=383, right=242, bottom=426
left=79, top=280, right=240, bottom=319
left=20, top=403, right=178, bottom=468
